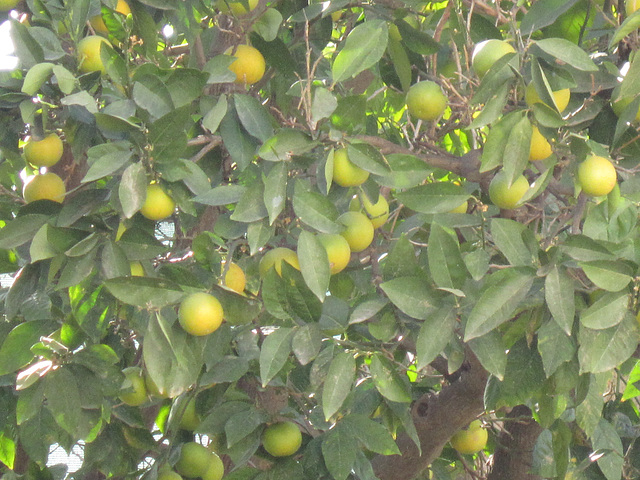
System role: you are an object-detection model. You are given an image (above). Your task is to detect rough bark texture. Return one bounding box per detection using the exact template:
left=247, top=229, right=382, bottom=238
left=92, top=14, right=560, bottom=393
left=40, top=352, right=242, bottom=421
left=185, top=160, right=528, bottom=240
left=371, top=354, right=489, bottom=480
left=486, top=405, right=543, bottom=480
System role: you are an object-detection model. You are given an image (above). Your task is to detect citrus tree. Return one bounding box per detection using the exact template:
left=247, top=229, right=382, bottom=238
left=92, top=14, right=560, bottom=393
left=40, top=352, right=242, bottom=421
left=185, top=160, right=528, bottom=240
left=2, top=0, right=640, bottom=478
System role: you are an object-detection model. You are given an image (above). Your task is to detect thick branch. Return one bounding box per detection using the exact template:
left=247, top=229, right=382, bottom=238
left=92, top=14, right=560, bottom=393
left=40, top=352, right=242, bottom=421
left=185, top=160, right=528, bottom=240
left=371, top=353, right=489, bottom=480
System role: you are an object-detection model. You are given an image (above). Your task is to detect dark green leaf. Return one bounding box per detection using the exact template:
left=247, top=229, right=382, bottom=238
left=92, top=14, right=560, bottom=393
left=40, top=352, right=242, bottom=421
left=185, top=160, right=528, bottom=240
left=259, top=328, right=294, bottom=387
left=332, top=20, right=388, bottom=84
left=322, top=351, right=356, bottom=421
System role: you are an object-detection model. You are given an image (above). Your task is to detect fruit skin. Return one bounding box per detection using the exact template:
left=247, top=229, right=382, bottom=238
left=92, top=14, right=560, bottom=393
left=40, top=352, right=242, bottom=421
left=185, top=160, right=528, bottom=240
left=488, top=171, right=529, bottom=210
left=119, top=367, right=148, bottom=406
left=175, top=442, right=212, bottom=478
left=261, top=421, right=302, bottom=457
left=24, top=134, right=64, bottom=168
left=90, top=0, right=131, bottom=34
left=337, top=211, right=374, bottom=253
left=471, top=39, right=516, bottom=78
left=406, top=80, right=447, bottom=121
left=77, top=35, right=111, bottom=74
left=218, top=0, right=258, bottom=16
left=222, top=262, right=246, bottom=293
left=450, top=420, right=488, bottom=455
left=178, top=292, right=224, bottom=336
left=350, top=193, right=389, bottom=228
left=317, top=233, right=351, bottom=275
left=449, top=200, right=468, bottom=214
left=332, top=148, right=369, bottom=187
left=627, top=0, right=639, bottom=15
left=0, top=0, right=18, bottom=10
left=611, top=85, right=640, bottom=123
left=525, top=83, right=570, bottom=112
left=157, top=471, right=182, bottom=480
left=577, top=155, right=617, bottom=197
left=529, top=125, right=552, bottom=161
left=145, top=372, right=168, bottom=399
left=259, top=248, right=300, bottom=277
left=23, top=172, right=66, bottom=203
left=225, top=45, right=265, bottom=85
left=140, top=184, right=176, bottom=221
left=179, top=398, right=200, bottom=431
left=130, top=261, right=144, bottom=276
left=201, top=452, right=224, bottom=480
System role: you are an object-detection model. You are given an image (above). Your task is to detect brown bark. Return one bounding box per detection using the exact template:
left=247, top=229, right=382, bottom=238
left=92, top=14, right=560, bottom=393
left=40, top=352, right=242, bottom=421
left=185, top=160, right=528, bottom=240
left=486, top=405, right=543, bottom=480
left=371, top=353, right=489, bottom=480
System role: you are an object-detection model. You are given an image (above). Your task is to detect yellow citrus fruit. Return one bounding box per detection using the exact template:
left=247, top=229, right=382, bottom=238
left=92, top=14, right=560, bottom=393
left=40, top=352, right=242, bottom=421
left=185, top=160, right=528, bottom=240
left=488, top=171, right=529, bottom=209
left=23, top=172, right=66, bottom=203
left=406, top=80, right=447, bottom=121
left=450, top=420, right=488, bottom=455
left=0, top=0, right=18, bottom=10
left=577, top=155, right=617, bottom=197
left=259, top=247, right=300, bottom=277
left=175, top=442, right=212, bottom=478
left=119, top=366, right=148, bottom=406
left=24, top=133, right=64, bottom=167
left=178, top=292, right=224, bottom=336
left=145, top=372, right=168, bottom=399
left=317, top=233, right=351, bottom=275
left=222, top=262, right=246, bottom=293
left=471, top=39, right=516, bottom=78
left=201, top=453, right=224, bottom=480
left=225, top=45, right=265, bottom=85
left=140, top=183, right=176, bottom=221
left=261, top=421, right=302, bottom=457
left=627, top=0, right=640, bottom=15
left=77, top=35, right=111, bottom=74
left=218, top=0, right=258, bottom=15
left=179, top=398, right=200, bottom=431
left=449, top=200, right=468, bottom=213
left=350, top=193, right=389, bottom=228
left=158, top=471, right=182, bottom=480
left=332, top=148, right=369, bottom=187
left=337, top=211, right=374, bottom=253
left=130, top=261, right=144, bottom=276
left=89, top=0, right=131, bottom=34
left=529, top=125, right=552, bottom=161
left=611, top=85, right=640, bottom=122
left=525, top=83, right=570, bottom=112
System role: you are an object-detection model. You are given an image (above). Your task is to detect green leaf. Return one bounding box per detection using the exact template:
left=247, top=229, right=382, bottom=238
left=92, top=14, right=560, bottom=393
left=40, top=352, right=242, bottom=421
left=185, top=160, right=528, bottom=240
left=119, top=162, right=147, bottom=219
left=312, top=87, right=338, bottom=123
left=220, top=106, right=258, bottom=172
left=263, top=162, right=287, bottom=225
left=492, top=218, right=537, bottom=266
left=593, top=419, right=624, bottom=480
left=532, top=38, right=598, bottom=72
left=292, top=188, right=341, bottom=234
left=9, top=20, right=44, bottom=69
left=532, top=429, right=557, bottom=477
left=427, top=224, right=466, bottom=289
left=253, top=7, right=283, bottom=41
left=464, top=268, right=535, bottom=341
left=545, top=266, right=575, bottom=335
left=230, top=179, right=268, bottom=223
left=468, top=81, right=510, bottom=130
left=387, top=38, right=411, bottom=92
left=502, top=114, right=532, bottom=187
left=260, top=327, right=294, bottom=387
left=500, top=338, right=546, bottom=406
left=416, top=303, right=456, bottom=370
left=292, top=324, right=323, bottom=366
left=382, top=234, right=423, bottom=280
left=380, top=277, right=440, bottom=320
left=609, top=10, right=640, bottom=50
left=322, top=351, right=356, bottom=421
left=537, top=318, right=575, bottom=377
left=44, top=367, right=81, bottom=437
left=202, top=95, right=228, bottom=134
left=520, top=0, right=581, bottom=35
left=396, top=183, right=469, bottom=214
left=370, top=354, right=411, bottom=403
left=560, top=235, right=614, bottom=261
left=0, top=214, right=49, bottom=249
left=0, top=433, right=16, bottom=470
left=342, top=414, right=400, bottom=455
left=22, top=62, right=54, bottom=95
left=578, top=313, right=639, bottom=373
left=0, top=320, right=54, bottom=376
left=225, top=409, right=266, bottom=448
left=347, top=143, right=390, bottom=176
left=395, top=19, right=439, bottom=55
left=322, top=427, right=357, bottom=480
left=104, top=277, right=184, bottom=308
left=580, top=291, right=628, bottom=330
left=82, top=141, right=134, bottom=183
left=468, top=330, right=507, bottom=380
left=579, top=260, right=633, bottom=292
left=132, top=75, right=174, bottom=119
left=194, top=185, right=247, bottom=206
left=234, top=94, right=275, bottom=143
left=297, top=231, right=330, bottom=302
left=332, top=20, right=388, bottom=84
left=377, top=154, right=431, bottom=189
left=258, top=129, right=316, bottom=162
left=349, top=298, right=388, bottom=324
left=203, top=355, right=249, bottom=384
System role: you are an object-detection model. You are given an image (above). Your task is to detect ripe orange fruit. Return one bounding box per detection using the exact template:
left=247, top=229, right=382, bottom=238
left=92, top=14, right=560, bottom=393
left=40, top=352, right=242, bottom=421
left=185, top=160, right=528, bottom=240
left=488, top=171, right=529, bottom=209
left=337, top=211, right=374, bottom=252
left=225, top=45, right=265, bottom=85
left=261, top=421, right=302, bottom=457
left=577, top=155, right=617, bottom=197
left=471, top=39, right=515, bottom=78
left=529, top=125, right=552, bottom=161
left=525, top=83, right=570, bottom=112
left=317, top=233, right=351, bottom=274
left=178, top=292, right=224, bottom=336
left=333, top=148, right=369, bottom=187
left=259, top=248, right=300, bottom=277
left=77, top=35, right=111, bottom=74
left=24, top=133, right=64, bottom=167
left=450, top=420, right=488, bottom=455
left=406, top=80, right=447, bottom=121
left=140, top=183, right=176, bottom=221
left=23, top=172, right=66, bottom=203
